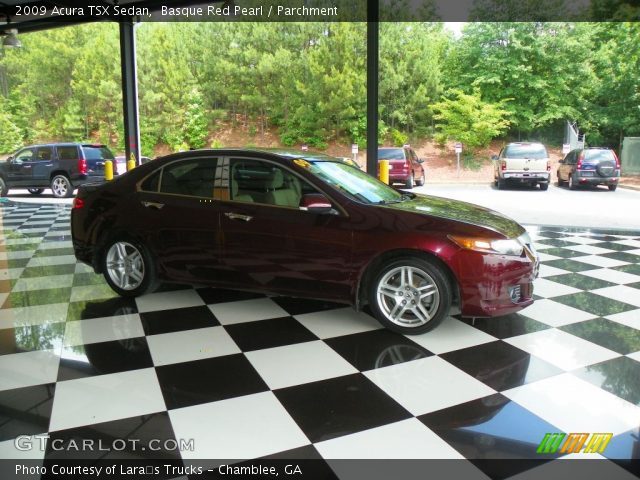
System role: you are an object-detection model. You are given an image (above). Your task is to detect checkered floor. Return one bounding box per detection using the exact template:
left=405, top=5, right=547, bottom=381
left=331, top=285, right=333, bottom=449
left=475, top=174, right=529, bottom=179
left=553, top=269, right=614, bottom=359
left=1, top=201, right=639, bottom=478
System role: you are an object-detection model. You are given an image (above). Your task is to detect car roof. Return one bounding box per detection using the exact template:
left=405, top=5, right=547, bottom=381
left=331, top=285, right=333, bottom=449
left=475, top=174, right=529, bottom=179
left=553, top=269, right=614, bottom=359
left=166, top=147, right=341, bottom=163
left=506, top=142, right=545, bottom=146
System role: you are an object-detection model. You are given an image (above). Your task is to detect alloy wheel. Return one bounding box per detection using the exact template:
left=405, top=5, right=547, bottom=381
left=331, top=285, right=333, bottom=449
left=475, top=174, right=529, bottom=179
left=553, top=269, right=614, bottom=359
left=105, top=241, right=145, bottom=291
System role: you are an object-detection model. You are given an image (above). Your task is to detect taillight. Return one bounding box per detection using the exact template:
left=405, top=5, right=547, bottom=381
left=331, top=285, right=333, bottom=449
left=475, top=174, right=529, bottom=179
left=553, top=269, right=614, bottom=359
left=547, top=160, right=551, bottom=171
left=72, top=197, right=85, bottom=209
left=613, top=151, right=621, bottom=169
left=78, top=158, right=87, bottom=175
left=576, top=153, right=584, bottom=170
left=501, top=160, right=507, bottom=171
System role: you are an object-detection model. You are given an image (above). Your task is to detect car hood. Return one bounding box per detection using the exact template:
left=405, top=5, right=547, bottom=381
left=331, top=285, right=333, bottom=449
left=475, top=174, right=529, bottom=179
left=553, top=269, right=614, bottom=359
left=386, top=194, right=525, bottom=238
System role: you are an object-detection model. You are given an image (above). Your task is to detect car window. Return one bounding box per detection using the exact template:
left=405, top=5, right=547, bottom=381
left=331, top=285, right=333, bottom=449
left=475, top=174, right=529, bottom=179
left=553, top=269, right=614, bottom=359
left=584, top=150, right=615, bottom=163
left=503, top=144, right=548, bottom=159
left=57, top=146, right=78, bottom=160
left=14, top=148, right=35, bottom=163
left=228, top=158, right=316, bottom=208
left=36, top=147, right=53, bottom=161
left=159, top=158, right=218, bottom=198
left=140, top=170, right=160, bottom=192
left=378, top=149, right=405, bottom=160
left=82, top=146, right=114, bottom=160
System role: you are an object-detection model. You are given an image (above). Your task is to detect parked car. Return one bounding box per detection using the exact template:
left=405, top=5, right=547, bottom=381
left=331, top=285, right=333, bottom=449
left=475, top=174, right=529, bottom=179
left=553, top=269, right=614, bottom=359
left=0, top=143, right=114, bottom=198
left=493, top=142, right=550, bottom=190
left=114, top=155, right=152, bottom=175
left=71, top=148, right=538, bottom=335
left=378, top=146, right=425, bottom=188
left=557, top=147, right=620, bottom=191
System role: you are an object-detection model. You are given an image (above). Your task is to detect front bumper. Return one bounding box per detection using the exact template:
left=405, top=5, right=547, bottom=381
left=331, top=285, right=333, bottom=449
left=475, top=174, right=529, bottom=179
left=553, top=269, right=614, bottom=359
left=455, top=248, right=538, bottom=318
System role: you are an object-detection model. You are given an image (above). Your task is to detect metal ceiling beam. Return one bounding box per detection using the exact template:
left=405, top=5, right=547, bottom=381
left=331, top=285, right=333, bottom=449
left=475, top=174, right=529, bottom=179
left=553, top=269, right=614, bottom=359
left=119, top=20, right=141, bottom=166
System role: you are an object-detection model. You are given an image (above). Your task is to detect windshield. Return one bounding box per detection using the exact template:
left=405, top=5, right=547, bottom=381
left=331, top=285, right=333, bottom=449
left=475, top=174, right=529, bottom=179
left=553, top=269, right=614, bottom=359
left=307, top=160, right=405, bottom=204
left=504, top=145, right=548, bottom=159
left=378, top=148, right=405, bottom=160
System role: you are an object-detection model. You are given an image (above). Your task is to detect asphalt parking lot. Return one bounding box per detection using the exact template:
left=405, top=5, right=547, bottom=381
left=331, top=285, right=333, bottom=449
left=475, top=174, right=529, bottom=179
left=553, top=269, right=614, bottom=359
left=415, top=183, right=640, bottom=230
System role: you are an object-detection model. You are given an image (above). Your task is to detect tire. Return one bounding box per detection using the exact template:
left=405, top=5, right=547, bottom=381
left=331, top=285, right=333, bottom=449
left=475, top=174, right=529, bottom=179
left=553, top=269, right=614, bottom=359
left=0, top=177, right=8, bottom=197
left=405, top=174, right=415, bottom=189
left=416, top=170, right=425, bottom=187
left=28, top=188, right=44, bottom=195
left=608, top=184, right=617, bottom=191
left=101, top=237, right=159, bottom=297
left=556, top=171, right=565, bottom=187
left=568, top=174, right=577, bottom=190
left=497, top=178, right=505, bottom=190
left=51, top=175, right=74, bottom=198
left=539, top=182, right=549, bottom=191
left=368, top=256, right=452, bottom=335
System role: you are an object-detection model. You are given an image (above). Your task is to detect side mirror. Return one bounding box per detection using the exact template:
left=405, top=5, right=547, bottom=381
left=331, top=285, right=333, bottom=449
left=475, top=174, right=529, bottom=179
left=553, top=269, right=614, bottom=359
left=491, top=155, right=498, bottom=161
left=6, top=156, right=13, bottom=163
left=300, top=193, right=336, bottom=214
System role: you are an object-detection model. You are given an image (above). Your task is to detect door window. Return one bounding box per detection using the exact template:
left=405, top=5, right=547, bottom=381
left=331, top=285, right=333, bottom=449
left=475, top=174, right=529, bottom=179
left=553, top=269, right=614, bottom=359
left=14, top=149, right=35, bottom=163
left=159, top=158, right=218, bottom=198
left=36, top=147, right=53, bottom=162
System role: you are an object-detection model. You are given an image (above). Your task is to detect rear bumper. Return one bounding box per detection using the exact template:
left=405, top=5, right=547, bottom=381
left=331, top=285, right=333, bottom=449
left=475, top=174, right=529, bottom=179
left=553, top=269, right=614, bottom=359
left=502, top=172, right=549, bottom=182
left=454, top=249, right=538, bottom=318
left=72, top=174, right=107, bottom=187
left=576, top=174, right=619, bottom=186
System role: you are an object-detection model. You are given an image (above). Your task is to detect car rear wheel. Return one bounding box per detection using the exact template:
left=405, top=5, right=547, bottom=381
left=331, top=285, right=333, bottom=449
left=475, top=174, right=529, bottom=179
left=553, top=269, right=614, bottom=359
left=557, top=171, right=565, bottom=186
left=28, top=188, right=44, bottom=195
left=51, top=175, right=74, bottom=198
left=368, top=257, right=452, bottom=335
left=102, top=238, right=158, bottom=297
left=497, top=178, right=505, bottom=190
left=0, top=178, right=8, bottom=197
left=405, top=174, right=415, bottom=189
left=608, top=184, right=617, bottom=191
left=539, top=182, right=548, bottom=191
left=568, top=175, right=577, bottom=190
left=416, top=171, right=425, bottom=187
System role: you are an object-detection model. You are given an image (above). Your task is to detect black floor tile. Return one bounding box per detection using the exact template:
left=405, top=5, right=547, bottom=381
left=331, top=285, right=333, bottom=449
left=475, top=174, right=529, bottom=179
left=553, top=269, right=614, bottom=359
left=325, top=329, right=432, bottom=371
left=596, top=242, right=639, bottom=252
left=271, top=296, right=344, bottom=316
left=141, top=306, right=220, bottom=336
left=21, top=264, right=76, bottom=278
left=545, top=273, right=616, bottom=290
left=4, top=258, right=31, bottom=268
left=560, top=318, right=640, bottom=355
left=155, top=354, right=269, bottom=410
left=536, top=239, right=579, bottom=248
left=2, top=288, right=72, bottom=309
left=541, top=259, right=598, bottom=273
left=601, top=252, right=640, bottom=263
left=572, top=357, right=640, bottom=406
left=440, top=341, right=563, bottom=391
left=67, top=297, right=138, bottom=321
left=0, top=383, right=56, bottom=442
left=195, top=287, right=265, bottom=304
left=72, top=272, right=105, bottom=287
left=0, top=323, right=66, bottom=356
left=33, top=248, right=75, bottom=257
left=538, top=247, right=589, bottom=259
left=57, top=338, right=153, bottom=381
left=459, top=314, right=551, bottom=339
left=274, top=373, right=411, bottom=443
left=224, top=316, right=317, bottom=352
left=553, top=292, right=636, bottom=317
left=612, top=264, right=640, bottom=276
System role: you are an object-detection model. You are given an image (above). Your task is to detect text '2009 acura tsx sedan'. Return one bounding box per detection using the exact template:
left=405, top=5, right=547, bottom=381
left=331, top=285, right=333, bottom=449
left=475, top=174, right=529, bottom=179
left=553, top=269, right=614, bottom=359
left=71, top=149, right=539, bottom=335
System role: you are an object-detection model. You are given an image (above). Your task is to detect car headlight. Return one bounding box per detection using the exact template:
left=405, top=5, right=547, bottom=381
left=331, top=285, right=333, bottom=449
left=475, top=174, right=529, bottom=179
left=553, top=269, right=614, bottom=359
left=449, top=235, right=525, bottom=256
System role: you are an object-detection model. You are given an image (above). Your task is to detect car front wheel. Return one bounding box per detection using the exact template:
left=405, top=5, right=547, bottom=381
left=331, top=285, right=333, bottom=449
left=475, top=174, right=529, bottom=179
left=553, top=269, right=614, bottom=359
left=0, top=177, right=8, bottom=197
left=539, top=182, right=548, bottom=191
left=368, top=257, right=452, bottom=335
left=51, top=175, right=74, bottom=198
left=102, top=238, right=158, bottom=297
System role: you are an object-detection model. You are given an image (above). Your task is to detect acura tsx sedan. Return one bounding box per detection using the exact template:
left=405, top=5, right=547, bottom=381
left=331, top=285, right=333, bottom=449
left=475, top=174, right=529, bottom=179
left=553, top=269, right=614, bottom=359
left=71, top=148, right=539, bottom=335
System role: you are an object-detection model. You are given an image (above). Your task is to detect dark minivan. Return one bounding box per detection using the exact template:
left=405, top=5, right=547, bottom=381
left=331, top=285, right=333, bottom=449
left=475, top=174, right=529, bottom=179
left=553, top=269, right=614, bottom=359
left=0, top=143, right=114, bottom=198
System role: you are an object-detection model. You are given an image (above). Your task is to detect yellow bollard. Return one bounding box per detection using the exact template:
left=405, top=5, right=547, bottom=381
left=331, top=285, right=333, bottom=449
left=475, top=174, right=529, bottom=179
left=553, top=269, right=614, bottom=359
left=379, top=159, right=390, bottom=185
left=127, top=153, right=136, bottom=172
left=104, top=160, right=113, bottom=181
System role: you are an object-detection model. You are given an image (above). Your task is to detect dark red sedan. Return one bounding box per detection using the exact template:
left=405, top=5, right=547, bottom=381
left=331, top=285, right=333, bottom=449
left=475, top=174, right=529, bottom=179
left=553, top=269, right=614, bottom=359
left=71, top=149, right=538, bottom=335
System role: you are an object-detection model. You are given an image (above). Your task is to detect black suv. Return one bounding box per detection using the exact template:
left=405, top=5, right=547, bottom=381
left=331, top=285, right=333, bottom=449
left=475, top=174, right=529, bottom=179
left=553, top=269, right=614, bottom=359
left=0, top=143, right=114, bottom=198
left=557, top=147, right=620, bottom=191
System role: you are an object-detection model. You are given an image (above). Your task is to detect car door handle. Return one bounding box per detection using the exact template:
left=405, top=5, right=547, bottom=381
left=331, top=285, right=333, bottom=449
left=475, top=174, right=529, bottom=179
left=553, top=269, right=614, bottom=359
left=224, top=212, right=253, bottom=222
left=141, top=201, right=164, bottom=210
left=23, top=165, right=32, bottom=169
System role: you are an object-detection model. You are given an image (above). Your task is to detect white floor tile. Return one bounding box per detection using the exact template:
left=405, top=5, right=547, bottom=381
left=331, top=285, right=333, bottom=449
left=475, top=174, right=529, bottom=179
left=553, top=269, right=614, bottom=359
left=208, top=298, right=289, bottom=325
left=572, top=255, right=629, bottom=268
left=170, top=391, right=309, bottom=459
left=147, top=326, right=241, bottom=366
left=0, top=267, right=24, bottom=280
left=64, top=314, right=145, bottom=347
left=519, top=299, right=596, bottom=327
left=49, top=368, right=166, bottom=431
left=246, top=341, right=358, bottom=389
left=0, top=436, right=47, bottom=460
left=606, top=309, right=640, bottom=329
left=407, top=317, right=496, bottom=354
left=26, top=255, right=76, bottom=267
left=616, top=239, right=640, bottom=248
left=627, top=351, right=640, bottom=362
left=135, top=289, right=205, bottom=313
left=562, top=236, right=605, bottom=245
left=0, top=303, right=69, bottom=329
left=69, top=284, right=117, bottom=303
left=294, top=307, right=381, bottom=339
left=566, top=245, right=614, bottom=255
left=0, top=350, right=60, bottom=391
left=5, top=250, right=36, bottom=260
left=538, top=264, right=571, bottom=278
left=37, top=241, right=73, bottom=250
left=536, top=252, right=561, bottom=262
left=505, top=329, right=619, bottom=371
left=592, top=285, right=640, bottom=308
left=12, top=274, right=74, bottom=293
left=364, top=356, right=495, bottom=416
left=315, top=418, right=464, bottom=459
left=580, top=268, right=640, bottom=285
left=503, top=373, right=640, bottom=435
left=532, top=278, right=581, bottom=298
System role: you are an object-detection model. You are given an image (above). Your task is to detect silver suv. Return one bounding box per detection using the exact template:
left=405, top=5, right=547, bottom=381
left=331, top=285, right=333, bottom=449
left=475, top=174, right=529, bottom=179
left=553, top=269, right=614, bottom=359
left=493, top=142, right=550, bottom=191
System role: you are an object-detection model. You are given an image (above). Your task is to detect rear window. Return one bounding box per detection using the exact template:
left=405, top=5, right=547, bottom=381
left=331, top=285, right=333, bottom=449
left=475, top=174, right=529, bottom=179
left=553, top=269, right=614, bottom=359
left=82, top=146, right=114, bottom=160
left=584, top=150, right=615, bottom=163
left=378, top=149, right=405, bottom=160
left=504, top=144, right=548, bottom=159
